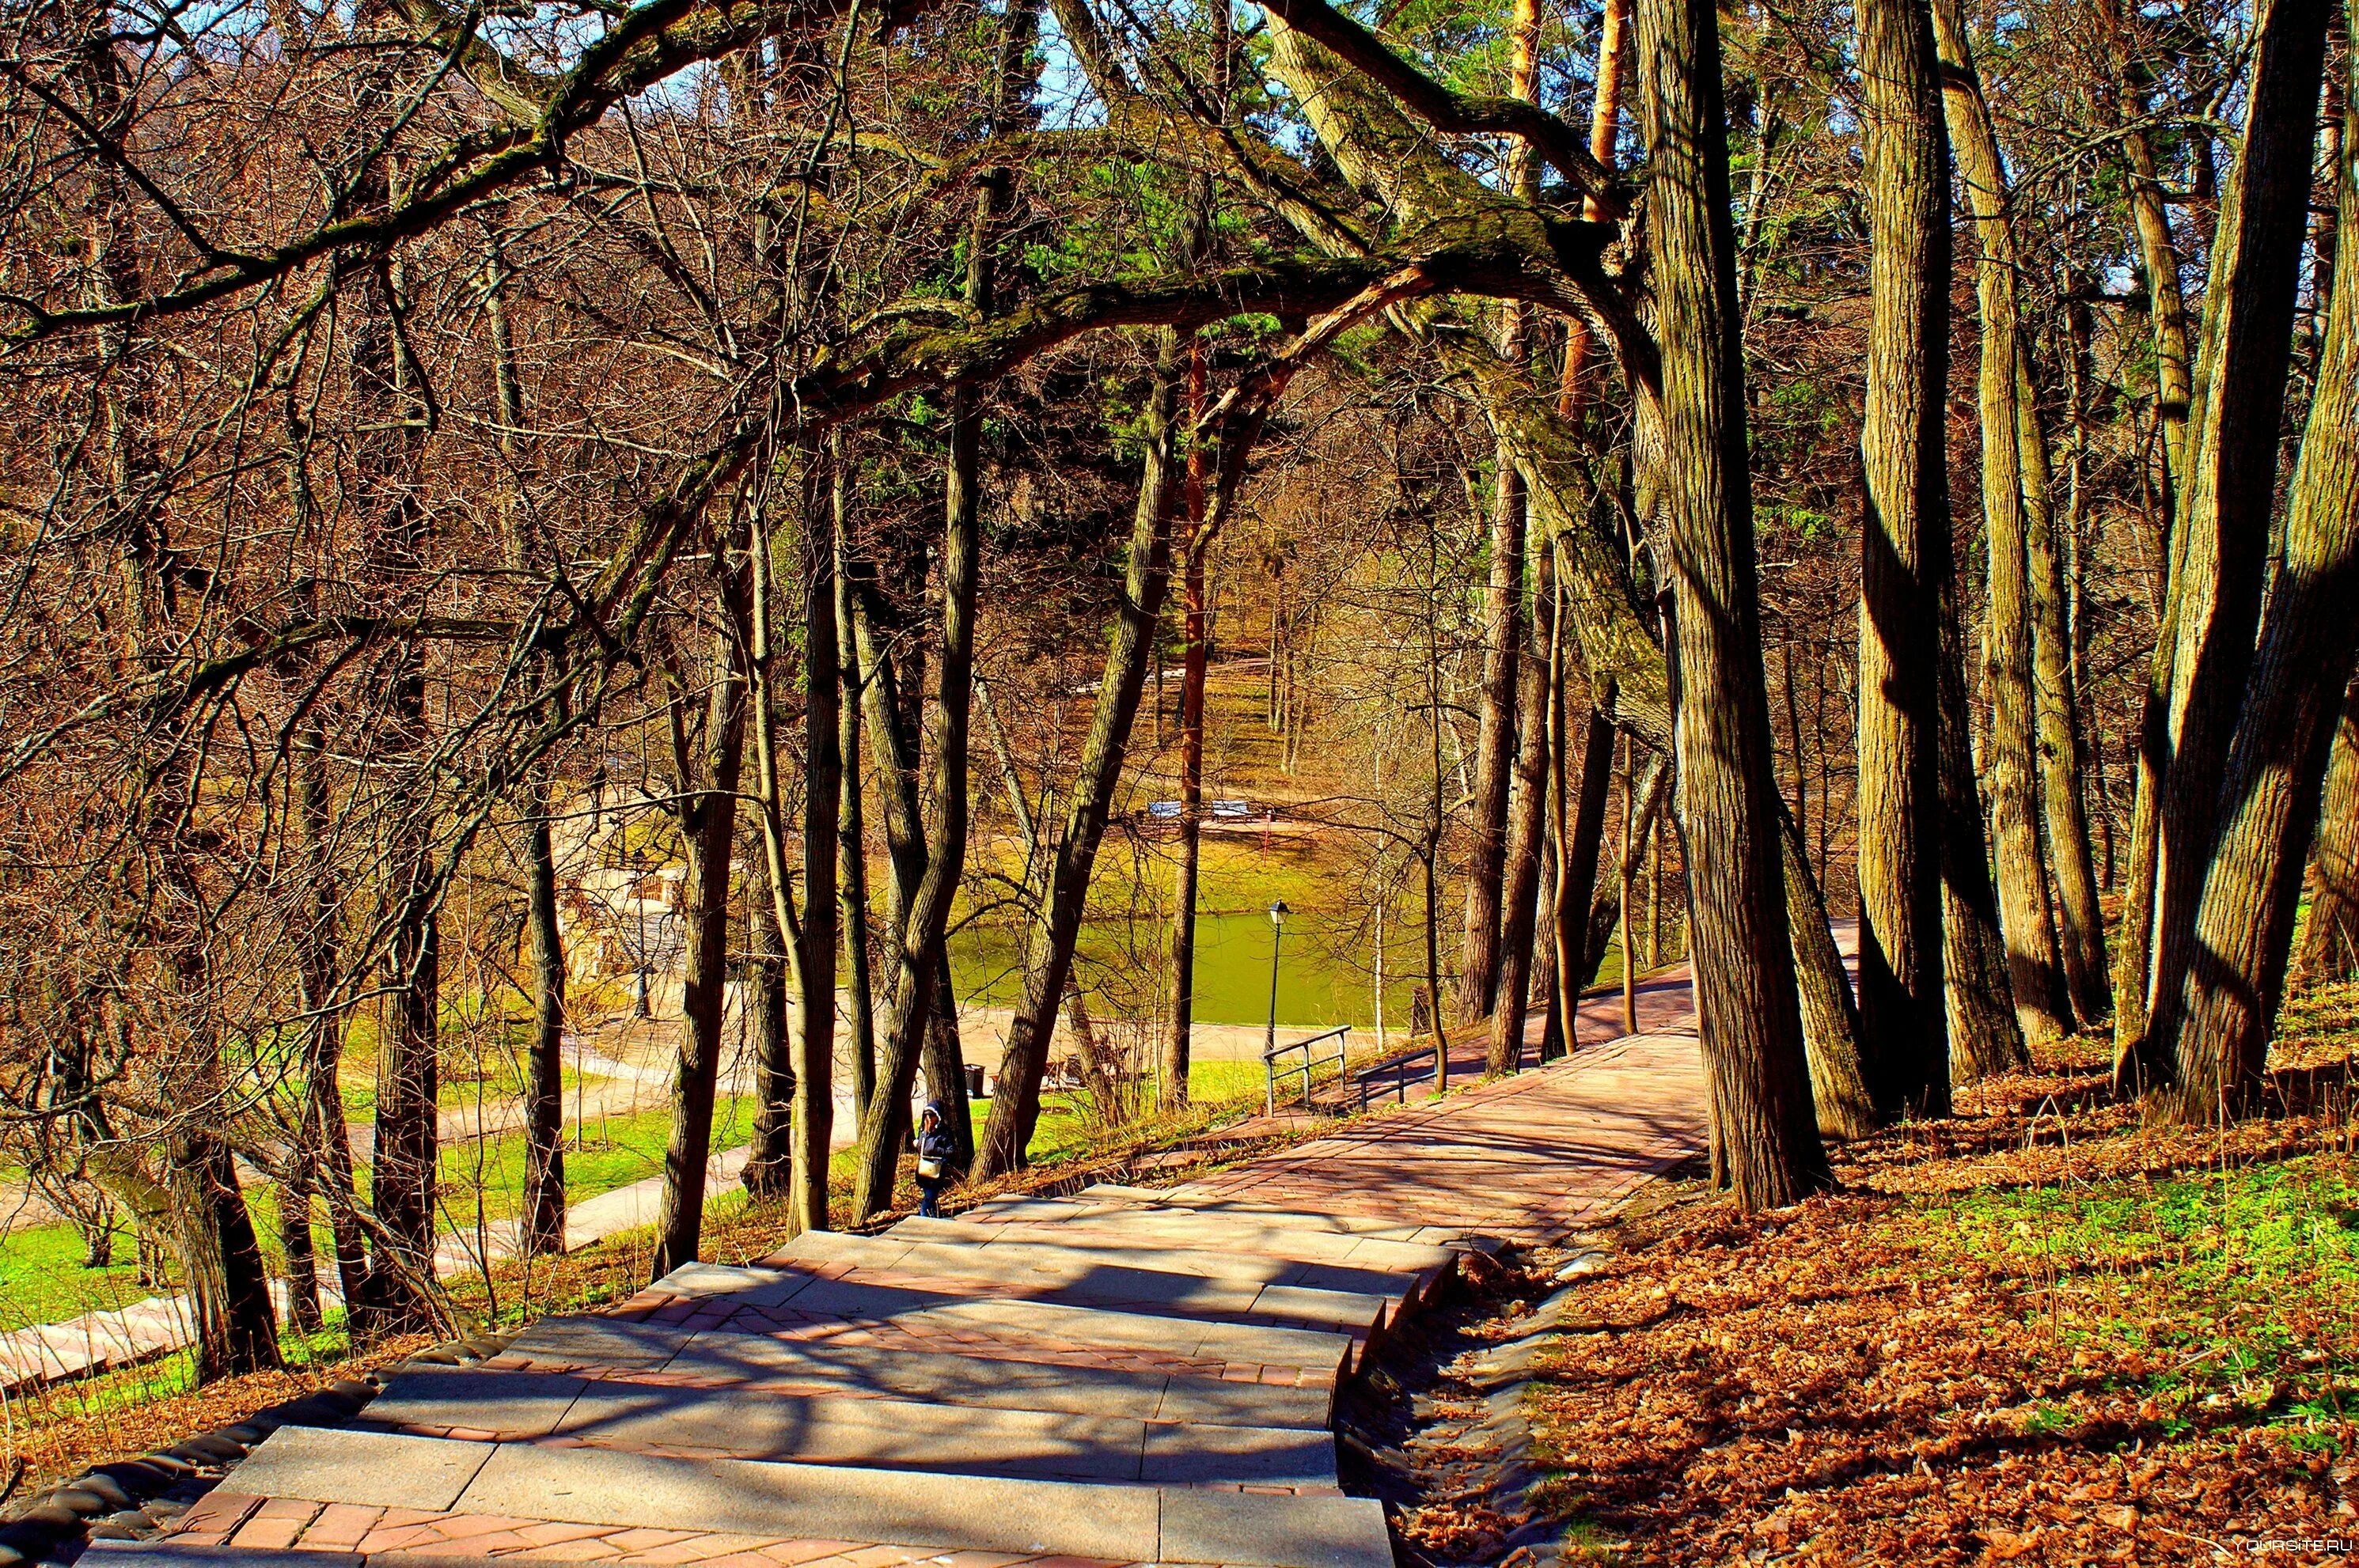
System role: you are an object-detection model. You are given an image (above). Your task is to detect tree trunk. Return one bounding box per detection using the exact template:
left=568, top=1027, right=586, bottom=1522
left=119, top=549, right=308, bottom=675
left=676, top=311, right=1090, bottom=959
left=1490, top=536, right=1554, bottom=1072
left=977, top=336, right=1184, bottom=1176
left=850, top=367, right=985, bottom=1220
left=1166, top=335, right=1212, bottom=1111
left=1778, top=811, right=1879, bottom=1136
left=275, top=1164, right=320, bottom=1335
left=1917, top=28, right=2111, bottom=1025
left=1937, top=545, right=2031, bottom=1079
left=2020, top=347, right=2113, bottom=1026
left=741, top=845, right=794, bottom=1203
left=923, top=944, right=972, bottom=1168
left=836, top=469, right=877, bottom=1127
left=292, top=722, right=367, bottom=1314
left=649, top=593, right=751, bottom=1281
left=2156, top=49, right=2357, bottom=1119
left=1854, top=0, right=1953, bottom=1117
left=169, top=1131, right=281, bottom=1384
left=1637, top=0, right=1830, bottom=1206
left=1458, top=452, right=1527, bottom=1019
left=791, top=459, right=844, bottom=1233
left=2141, top=0, right=2332, bottom=1094
left=2298, top=678, right=2359, bottom=982
left=520, top=768, right=567, bottom=1257
left=1930, top=0, right=2070, bottom=1050
left=1553, top=699, right=1618, bottom=1031
left=2099, top=0, right=2197, bottom=494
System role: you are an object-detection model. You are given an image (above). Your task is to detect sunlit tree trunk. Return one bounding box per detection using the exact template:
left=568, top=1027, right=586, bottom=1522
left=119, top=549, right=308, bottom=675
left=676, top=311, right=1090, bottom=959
left=2138, top=0, right=2331, bottom=1095
left=1637, top=0, right=1830, bottom=1206
left=2157, top=41, right=2357, bottom=1119
left=1853, top=0, right=1953, bottom=1115
left=649, top=574, right=751, bottom=1279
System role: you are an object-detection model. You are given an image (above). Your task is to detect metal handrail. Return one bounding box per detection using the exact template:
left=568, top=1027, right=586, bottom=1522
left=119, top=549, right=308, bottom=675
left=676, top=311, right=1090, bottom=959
left=1354, top=1042, right=1441, bottom=1110
left=1262, top=1025, right=1351, bottom=1115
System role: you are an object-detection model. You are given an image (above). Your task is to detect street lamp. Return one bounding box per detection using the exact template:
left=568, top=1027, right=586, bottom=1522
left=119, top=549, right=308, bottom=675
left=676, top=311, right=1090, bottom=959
left=1265, top=900, right=1291, bottom=1064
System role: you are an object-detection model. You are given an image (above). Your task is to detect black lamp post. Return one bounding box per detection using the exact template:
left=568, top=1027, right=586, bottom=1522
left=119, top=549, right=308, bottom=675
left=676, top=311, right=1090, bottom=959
left=1265, top=900, right=1291, bottom=1063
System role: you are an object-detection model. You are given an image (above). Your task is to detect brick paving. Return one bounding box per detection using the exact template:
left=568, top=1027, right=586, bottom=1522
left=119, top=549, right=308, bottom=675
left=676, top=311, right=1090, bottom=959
left=120, top=958, right=1719, bottom=1568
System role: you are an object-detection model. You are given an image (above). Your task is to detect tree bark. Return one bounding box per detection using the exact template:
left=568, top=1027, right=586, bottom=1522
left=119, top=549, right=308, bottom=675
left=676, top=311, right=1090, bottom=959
left=2020, top=347, right=2113, bottom=1026
left=520, top=767, right=568, bottom=1256
left=1490, top=536, right=1554, bottom=1072
left=168, top=1131, right=281, bottom=1383
left=977, top=336, right=1185, bottom=1176
left=1854, top=0, right=1953, bottom=1116
left=1938, top=540, right=2031, bottom=1079
left=1637, top=0, right=1830, bottom=1206
left=2140, top=0, right=2332, bottom=1095
left=741, top=845, right=794, bottom=1203
left=836, top=461, right=877, bottom=1127
left=2298, top=678, right=2359, bottom=982
left=1166, top=337, right=1212, bottom=1111
left=2156, top=44, right=2357, bottom=1119
left=1929, top=0, right=2070, bottom=1050
left=649, top=585, right=751, bottom=1281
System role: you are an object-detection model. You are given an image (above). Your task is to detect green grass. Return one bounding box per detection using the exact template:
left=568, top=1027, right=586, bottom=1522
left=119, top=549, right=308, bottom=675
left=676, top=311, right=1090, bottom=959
left=0, top=1218, right=152, bottom=1332
left=1924, top=1153, right=2359, bottom=1445
left=428, top=1095, right=762, bottom=1232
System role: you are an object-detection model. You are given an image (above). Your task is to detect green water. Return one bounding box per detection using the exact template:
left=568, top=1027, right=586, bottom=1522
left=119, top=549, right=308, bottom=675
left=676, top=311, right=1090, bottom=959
left=949, top=908, right=1439, bottom=1028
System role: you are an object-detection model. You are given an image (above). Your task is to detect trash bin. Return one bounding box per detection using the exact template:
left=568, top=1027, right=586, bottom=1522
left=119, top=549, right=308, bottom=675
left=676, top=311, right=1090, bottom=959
left=966, top=1062, right=987, bottom=1098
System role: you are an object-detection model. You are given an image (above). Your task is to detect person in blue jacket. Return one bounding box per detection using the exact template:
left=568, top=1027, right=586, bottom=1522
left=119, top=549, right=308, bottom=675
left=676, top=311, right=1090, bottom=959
left=914, top=1102, right=958, bottom=1218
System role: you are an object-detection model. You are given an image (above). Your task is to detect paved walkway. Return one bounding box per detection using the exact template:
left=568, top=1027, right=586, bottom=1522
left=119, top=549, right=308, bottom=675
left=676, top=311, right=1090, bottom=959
left=86, top=960, right=1710, bottom=1568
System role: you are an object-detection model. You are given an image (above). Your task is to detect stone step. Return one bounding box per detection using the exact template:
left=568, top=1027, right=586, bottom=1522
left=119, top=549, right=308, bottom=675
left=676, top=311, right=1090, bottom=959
left=731, top=1232, right=1395, bottom=1340
left=207, top=1426, right=1394, bottom=1568
left=882, top=1215, right=1445, bottom=1305
left=1068, top=1184, right=1473, bottom=1244
left=356, top=1363, right=1337, bottom=1489
left=523, top=1274, right=1358, bottom=1380
left=912, top=1204, right=1462, bottom=1275
left=495, top=1307, right=1337, bottom=1429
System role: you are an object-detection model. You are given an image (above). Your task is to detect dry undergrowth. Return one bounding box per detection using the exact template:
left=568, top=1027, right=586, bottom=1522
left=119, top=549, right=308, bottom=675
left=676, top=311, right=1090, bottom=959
left=1520, top=981, right=2359, bottom=1567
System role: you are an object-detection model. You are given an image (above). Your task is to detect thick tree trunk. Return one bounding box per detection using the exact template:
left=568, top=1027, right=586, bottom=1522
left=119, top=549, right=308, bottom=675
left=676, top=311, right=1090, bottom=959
left=1939, top=543, right=2031, bottom=1079
left=649, top=600, right=750, bottom=1281
left=2298, top=679, right=2359, bottom=982
left=2018, top=350, right=2112, bottom=1026
left=2156, top=53, right=2357, bottom=1119
left=1637, top=0, right=1830, bottom=1206
left=1929, top=0, right=2069, bottom=1049
left=977, top=339, right=1184, bottom=1176
left=169, top=1131, right=281, bottom=1384
left=2141, top=0, right=2332, bottom=1096
left=1854, top=0, right=1952, bottom=1117
left=520, top=768, right=567, bottom=1256
left=2105, top=0, right=2201, bottom=1070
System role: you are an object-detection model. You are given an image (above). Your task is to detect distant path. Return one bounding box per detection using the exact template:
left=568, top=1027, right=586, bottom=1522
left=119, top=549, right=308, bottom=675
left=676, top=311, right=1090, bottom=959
left=1190, top=960, right=1708, bottom=1243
